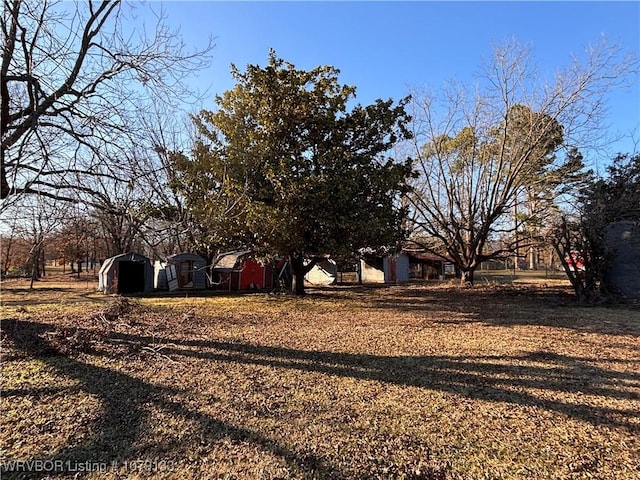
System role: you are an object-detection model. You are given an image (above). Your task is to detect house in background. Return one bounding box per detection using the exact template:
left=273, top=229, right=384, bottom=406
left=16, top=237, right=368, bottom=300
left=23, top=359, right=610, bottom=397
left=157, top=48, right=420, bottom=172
left=406, top=252, right=448, bottom=280
left=98, top=252, right=154, bottom=294
left=154, top=253, right=208, bottom=291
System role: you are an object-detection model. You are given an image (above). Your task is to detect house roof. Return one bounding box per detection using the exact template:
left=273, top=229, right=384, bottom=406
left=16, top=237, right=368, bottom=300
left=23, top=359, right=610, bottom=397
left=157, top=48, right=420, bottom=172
left=405, top=252, right=450, bottom=263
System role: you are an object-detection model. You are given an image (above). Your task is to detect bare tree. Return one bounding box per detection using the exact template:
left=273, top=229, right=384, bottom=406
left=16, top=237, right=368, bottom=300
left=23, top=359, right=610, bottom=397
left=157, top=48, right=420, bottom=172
left=0, top=207, right=26, bottom=276
left=128, top=104, right=206, bottom=259
left=1, top=0, right=213, bottom=209
left=405, top=38, right=638, bottom=284
left=7, top=195, right=70, bottom=287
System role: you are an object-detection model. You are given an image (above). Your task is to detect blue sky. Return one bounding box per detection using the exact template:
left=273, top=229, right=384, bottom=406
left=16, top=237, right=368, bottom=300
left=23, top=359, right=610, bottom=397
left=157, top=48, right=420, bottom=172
left=143, top=1, right=640, bottom=162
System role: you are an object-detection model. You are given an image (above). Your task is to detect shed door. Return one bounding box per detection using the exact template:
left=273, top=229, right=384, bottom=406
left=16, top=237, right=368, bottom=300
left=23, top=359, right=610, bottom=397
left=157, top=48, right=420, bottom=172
left=240, top=260, right=264, bottom=289
left=118, top=261, right=145, bottom=294
left=388, top=257, right=398, bottom=282
left=178, top=260, right=194, bottom=288
left=165, top=264, right=179, bottom=291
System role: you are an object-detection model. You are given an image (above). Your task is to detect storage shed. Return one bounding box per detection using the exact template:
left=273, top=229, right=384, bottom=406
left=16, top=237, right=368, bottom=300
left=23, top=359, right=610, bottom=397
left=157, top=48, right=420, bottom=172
left=359, top=256, right=385, bottom=283
left=407, top=252, right=448, bottom=280
left=154, top=253, right=208, bottom=290
left=384, top=254, right=410, bottom=283
left=212, top=250, right=274, bottom=291
left=305, top=259, right=337, bottom=286
left=98, top=253, right=153, bottom=294
left=604, top=221, right=640, bottom=299
left=358, top=253, right=410, bottom=283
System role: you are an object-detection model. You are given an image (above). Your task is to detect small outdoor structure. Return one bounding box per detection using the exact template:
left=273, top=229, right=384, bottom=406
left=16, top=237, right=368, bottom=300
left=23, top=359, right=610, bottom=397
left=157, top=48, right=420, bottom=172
left=359, top=256, right=385, bottom=283
left=384, top=253, right=410, bottom=283
left=98, top=252, right=153, bottom=294
left=304, top=258, right=337, bottom=286
left=358, top=253, right=410, bottom=283
left=407, top=252, right=448, bottom=280
left=154, top=253, right=208, bottom=291
left=212, top=250, right=274, bottom=291
left=604, top=221, right=640, bottom=299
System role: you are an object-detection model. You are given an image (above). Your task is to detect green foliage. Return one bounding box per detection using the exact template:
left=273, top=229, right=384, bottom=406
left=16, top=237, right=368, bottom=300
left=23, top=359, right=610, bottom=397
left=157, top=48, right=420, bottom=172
left=583, top=153, right=640, bottom=223
left=172, top=51, right=413, bottom=288
left=551, top=153, right=640, bottom=302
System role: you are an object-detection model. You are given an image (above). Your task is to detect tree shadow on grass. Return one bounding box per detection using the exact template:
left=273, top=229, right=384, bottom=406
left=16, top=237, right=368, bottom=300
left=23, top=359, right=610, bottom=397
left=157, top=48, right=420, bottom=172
left=110, top=332, right=640, bottom=435
left=1, top=318, right=343, bottom=479
left=314, top=285, right=640, bottom=337
left=3, top=316, right=639, bottom=479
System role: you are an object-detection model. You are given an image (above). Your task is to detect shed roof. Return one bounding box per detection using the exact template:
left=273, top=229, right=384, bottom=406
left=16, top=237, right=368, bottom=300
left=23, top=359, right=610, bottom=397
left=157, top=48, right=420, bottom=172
left=212, top=250, right=253, bottom=272
left=166, top=252, right=207, bottom=263
left=98, top=252, right=153, bottom=294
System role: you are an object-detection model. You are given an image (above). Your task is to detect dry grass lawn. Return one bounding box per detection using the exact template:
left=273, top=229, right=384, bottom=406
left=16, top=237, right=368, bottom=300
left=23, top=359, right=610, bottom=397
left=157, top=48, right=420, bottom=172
left=1, top=274, right=639, bottom=479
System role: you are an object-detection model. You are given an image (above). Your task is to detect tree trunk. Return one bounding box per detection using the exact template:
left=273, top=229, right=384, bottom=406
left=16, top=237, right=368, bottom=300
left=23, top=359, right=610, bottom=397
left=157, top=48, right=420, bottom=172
left=2, top=234, right=13, bottom=275
left=461, top=268, right=475, bottom=286
left=290, top=254, right=306, bottom=295
left=0, top=151, right=9, bottom=199
left=289, top=253, right=320, bottom=295
left=29, top=247, right=41, bottom=289
left=40, top=249, right=46, bottom=277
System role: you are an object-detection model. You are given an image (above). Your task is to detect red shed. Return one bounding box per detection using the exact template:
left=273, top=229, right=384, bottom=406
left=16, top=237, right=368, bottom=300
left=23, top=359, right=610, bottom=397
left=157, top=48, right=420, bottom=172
left=212, top=250, right=274, bottom=291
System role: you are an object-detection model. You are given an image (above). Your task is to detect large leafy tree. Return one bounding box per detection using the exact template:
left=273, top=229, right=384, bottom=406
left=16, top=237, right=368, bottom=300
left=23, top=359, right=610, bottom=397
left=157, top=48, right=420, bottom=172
left=172, top=52, right=413, bottom=294
left=406, top=39, right=637, bottom=284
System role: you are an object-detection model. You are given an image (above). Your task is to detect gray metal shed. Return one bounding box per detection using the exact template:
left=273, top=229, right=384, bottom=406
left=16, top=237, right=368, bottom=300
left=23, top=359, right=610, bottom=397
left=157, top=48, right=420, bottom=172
left=155, top=253, right=208, bottom=290
left=605, top=221, right=640, bottom=299
left=98, top=253, right=154, bottom=294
